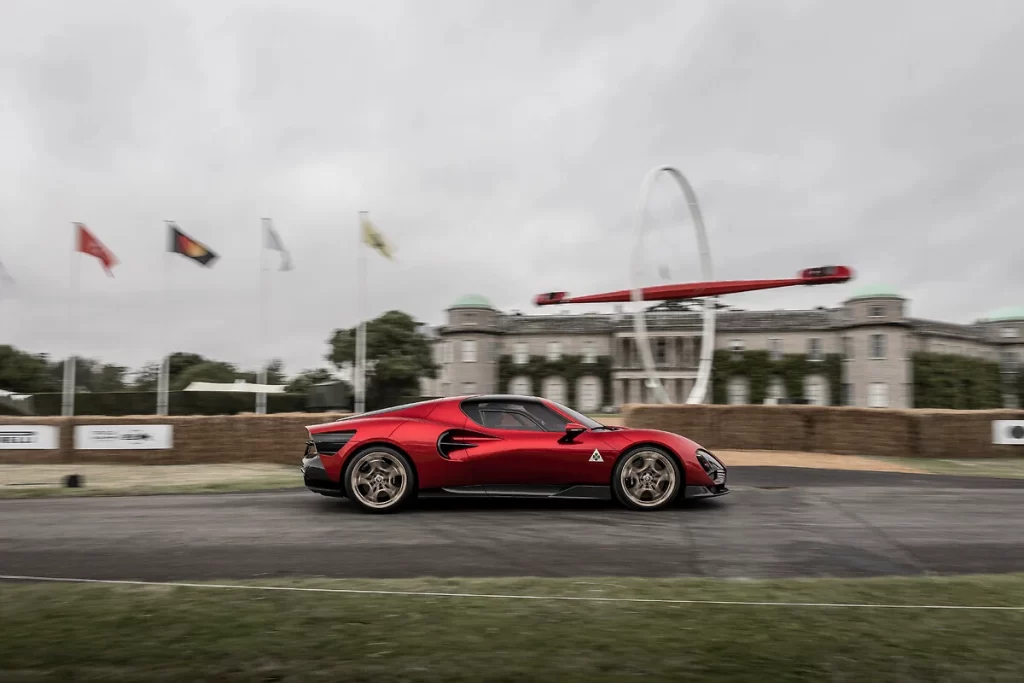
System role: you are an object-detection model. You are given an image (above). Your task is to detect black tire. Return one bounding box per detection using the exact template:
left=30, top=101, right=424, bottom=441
left=342, top=445, right=416, bottom=514
left=611, top=445, right=683, bottom=511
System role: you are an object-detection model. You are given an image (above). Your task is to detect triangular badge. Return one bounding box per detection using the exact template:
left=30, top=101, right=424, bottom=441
left=589, top=449, right=603, bottom=463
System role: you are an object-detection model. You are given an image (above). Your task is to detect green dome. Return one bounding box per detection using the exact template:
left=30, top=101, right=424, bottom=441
left=846, top=284, right=903, bottom=300
left=449, top=293, right=494, bottom=310
left=978, top=306, right=1024, bottom=322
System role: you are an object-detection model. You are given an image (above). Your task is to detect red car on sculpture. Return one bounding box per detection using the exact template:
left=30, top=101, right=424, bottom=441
left=301, top=394, right=728, bottom=513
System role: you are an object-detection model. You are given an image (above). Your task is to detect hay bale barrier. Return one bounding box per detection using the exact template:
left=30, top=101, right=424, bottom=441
left=622, top=404, right=1024, bottom=459
left=0, top=412, right=350, bottom=465
left=1, top=406, right=1023, bottom=464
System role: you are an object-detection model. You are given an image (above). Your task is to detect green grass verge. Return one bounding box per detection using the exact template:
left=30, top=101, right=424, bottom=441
left=868, top=457, right=1024, bottom=479
left=0, top=476, right=302, bottom=500
left=3, top=574, right=1024, bottom=681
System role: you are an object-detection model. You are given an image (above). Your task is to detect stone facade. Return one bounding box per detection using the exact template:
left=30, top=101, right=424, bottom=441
left=421, top=290, right=1024, bottom=412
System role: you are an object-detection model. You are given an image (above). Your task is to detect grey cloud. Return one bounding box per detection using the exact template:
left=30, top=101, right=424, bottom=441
left=2, top=0, right=1023, bottom=377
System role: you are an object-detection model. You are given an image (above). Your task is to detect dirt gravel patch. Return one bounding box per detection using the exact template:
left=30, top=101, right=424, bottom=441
left=716, top=450, right=926, bottom=473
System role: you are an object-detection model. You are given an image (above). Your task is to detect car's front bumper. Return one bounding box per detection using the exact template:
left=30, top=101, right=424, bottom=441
left=301, top=454, right=344, bottom=497
left=683, top=484, right=730, bottom=499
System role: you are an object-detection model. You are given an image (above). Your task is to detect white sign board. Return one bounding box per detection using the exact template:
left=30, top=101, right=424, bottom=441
left=0, top=425, right=59, bottom=450
left=74, top=425, right=173, bottom=450
left=992, top=420, right=1024, bottom=445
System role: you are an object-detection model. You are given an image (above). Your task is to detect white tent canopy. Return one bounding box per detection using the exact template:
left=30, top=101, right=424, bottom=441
left=183, top=380, right=286, bottom=394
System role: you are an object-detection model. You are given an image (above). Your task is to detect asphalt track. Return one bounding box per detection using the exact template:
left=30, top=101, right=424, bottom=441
left=2, top=467, right=1024, bottom=582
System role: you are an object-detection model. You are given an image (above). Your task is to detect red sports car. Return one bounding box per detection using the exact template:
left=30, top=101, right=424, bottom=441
left=301, top=394, right=728, bottom=513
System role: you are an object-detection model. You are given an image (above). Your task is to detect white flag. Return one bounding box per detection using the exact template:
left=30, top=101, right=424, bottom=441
left=263, top=218, right=293, bottom=271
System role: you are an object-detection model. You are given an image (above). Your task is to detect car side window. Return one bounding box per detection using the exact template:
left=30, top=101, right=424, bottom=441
left=461, top=399, right=568, bottom=432
left=479, top=409, right=542, bottom=431
left=519, top=402, right=569, bottom=431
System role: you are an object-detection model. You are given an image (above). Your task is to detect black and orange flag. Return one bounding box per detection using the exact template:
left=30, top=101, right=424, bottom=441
left=168, top=222, right=218, bottom=266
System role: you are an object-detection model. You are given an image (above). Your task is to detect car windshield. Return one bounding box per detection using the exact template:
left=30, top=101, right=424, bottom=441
left=547, top=401, right=609, bottom=430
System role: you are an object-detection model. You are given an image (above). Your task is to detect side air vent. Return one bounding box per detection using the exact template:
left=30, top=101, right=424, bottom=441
left=311, top=430, right=356, bottom=456
left=436, top=429, right=494, bottom=459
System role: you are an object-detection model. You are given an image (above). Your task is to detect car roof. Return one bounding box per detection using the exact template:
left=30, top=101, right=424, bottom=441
left=459, top=394, right=548, bottom=403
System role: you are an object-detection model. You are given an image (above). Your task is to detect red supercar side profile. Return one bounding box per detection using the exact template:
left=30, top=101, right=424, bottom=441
left=301, top=394, right=728, bottom=513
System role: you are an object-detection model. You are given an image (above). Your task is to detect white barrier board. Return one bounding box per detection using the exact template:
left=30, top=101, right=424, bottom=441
left=0, top=425, right=59, bottom=450
left=74, top=425, right=173, bottom=450
left=992, top=420, right=1024, bottom=445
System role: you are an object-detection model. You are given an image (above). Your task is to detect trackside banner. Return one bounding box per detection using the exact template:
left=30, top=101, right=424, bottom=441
left=0, top=425, right=60, bottom=450
left=74, top=425, right=173, bottom=450
left=992, top=420, right=1024, bottom=445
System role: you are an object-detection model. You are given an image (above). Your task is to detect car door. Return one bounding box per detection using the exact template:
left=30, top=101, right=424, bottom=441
left=459, top=398, right=617, bottom=488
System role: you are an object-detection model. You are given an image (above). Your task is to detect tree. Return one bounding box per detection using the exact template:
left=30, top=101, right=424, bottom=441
left=172, top=361, right=240, bottom=391
left=286, top=368, right=335, bottom=394
left=327, top=310, right=437, bottom=408
left=239, top=359, right=286, bottom=385
left=0, top=345, right=57, bottom=393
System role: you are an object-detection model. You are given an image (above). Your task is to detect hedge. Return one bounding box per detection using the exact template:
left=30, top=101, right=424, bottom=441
left=29, top=391, right=309, bottom=416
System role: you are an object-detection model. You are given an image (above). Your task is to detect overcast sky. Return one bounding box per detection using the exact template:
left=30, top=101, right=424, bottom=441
left=2, top=0, right=1022, bottom=377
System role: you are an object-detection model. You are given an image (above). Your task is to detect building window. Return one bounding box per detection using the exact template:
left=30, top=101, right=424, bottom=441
left=766, top=377, right=785, bottom=404
left=807, top=337, right=822, bottom=361
left=514, top=342, right=528, bottom=365
left=461, top=340, right=477, bottom=363
left=542, top=376, right=565, bottom=403
left=1002, top=351, right=1019, bottom=369
left=729, top=339, right=745, bottom=354
left=462, top=382, right=477, bottom=395
left=870, top=334, right=886, bottom=359
left=444, top=342, right=454, bottom=364
left=546, top=341, right=562, bottom=361
left=727, top=376, right=749, bottom=405
left=869, top=305, right=884, bottom=318
left=510, top=376, right=532, bottom=396
left=1001, top=327, right=1020, bottom=339
left=583, top=341, right=597, bottom=364
left=578, top=377, right=600, bottom=411
left=768, top=339, right=782, bottom=361
left=463, top=312, right=477, bottom=326
left=868, top=382, right=889, bottom=408
left=804, top=374, right=829, bottom=406
left=841, top=336, right=853, bottom=360
left=843, top=383, right=854, bottom=406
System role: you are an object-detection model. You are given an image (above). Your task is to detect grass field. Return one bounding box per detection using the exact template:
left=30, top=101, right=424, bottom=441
left=3, top=574, right=1024, bottom=681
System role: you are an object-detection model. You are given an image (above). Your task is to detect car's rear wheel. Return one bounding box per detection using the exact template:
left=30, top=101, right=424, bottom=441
left=612, top=446, right=682, bottom=511
left=343, top=446, right=415, bottom=513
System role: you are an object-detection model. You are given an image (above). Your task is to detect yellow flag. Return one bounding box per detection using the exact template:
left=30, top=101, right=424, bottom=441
left=360, top=212, right=393, bottom=261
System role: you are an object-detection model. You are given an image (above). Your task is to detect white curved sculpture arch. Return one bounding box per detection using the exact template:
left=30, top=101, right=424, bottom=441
left=630, top=166, right=716, bottom=404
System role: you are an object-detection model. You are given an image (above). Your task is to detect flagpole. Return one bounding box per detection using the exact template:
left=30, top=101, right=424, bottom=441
left=256, top=218, right=270, bottom=415
left=157, top=221, right=172, bottom=416
left=355, top=211, right=367, bottom=414
left=61, top=223, right=79, bottom=417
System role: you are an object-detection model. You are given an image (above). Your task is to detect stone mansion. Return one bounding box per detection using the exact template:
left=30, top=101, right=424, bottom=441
left=419, top=287, right=1023, bottom=412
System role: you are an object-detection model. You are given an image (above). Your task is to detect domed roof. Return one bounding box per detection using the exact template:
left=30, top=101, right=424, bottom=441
left=978, top=306, right=1024, bottom=323
left=846, top=284, right=903, bottom=300
left=449, top=293, right=494, bottom=310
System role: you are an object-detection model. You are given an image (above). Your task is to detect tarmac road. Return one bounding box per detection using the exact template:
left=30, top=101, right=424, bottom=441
left=2, top=467, right=1024, bottom=582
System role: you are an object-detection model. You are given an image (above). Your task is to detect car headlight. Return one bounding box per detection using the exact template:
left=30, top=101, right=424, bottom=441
left=695, top=448, right=726, bottom=484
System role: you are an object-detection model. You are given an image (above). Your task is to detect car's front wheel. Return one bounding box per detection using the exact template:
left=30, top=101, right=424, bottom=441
left=612, top=446, right=682, bottom=511
left=343, top=446, right=415, bottom=513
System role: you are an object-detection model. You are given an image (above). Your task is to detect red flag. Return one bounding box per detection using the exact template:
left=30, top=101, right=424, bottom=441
left=75, top=223, right=118, bottom=276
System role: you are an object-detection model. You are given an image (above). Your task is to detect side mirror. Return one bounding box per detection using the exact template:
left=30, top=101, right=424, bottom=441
left=559, top=422, right=587, bottom=443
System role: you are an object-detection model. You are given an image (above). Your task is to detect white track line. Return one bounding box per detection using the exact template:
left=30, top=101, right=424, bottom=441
left=1, top=574, right=1022, bottom=611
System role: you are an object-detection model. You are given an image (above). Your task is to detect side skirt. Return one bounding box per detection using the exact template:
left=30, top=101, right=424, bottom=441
left=419, top=484, right=612, bottom=500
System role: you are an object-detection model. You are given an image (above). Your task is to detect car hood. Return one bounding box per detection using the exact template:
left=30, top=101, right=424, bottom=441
left=600, top=426, right=704, bottom=453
